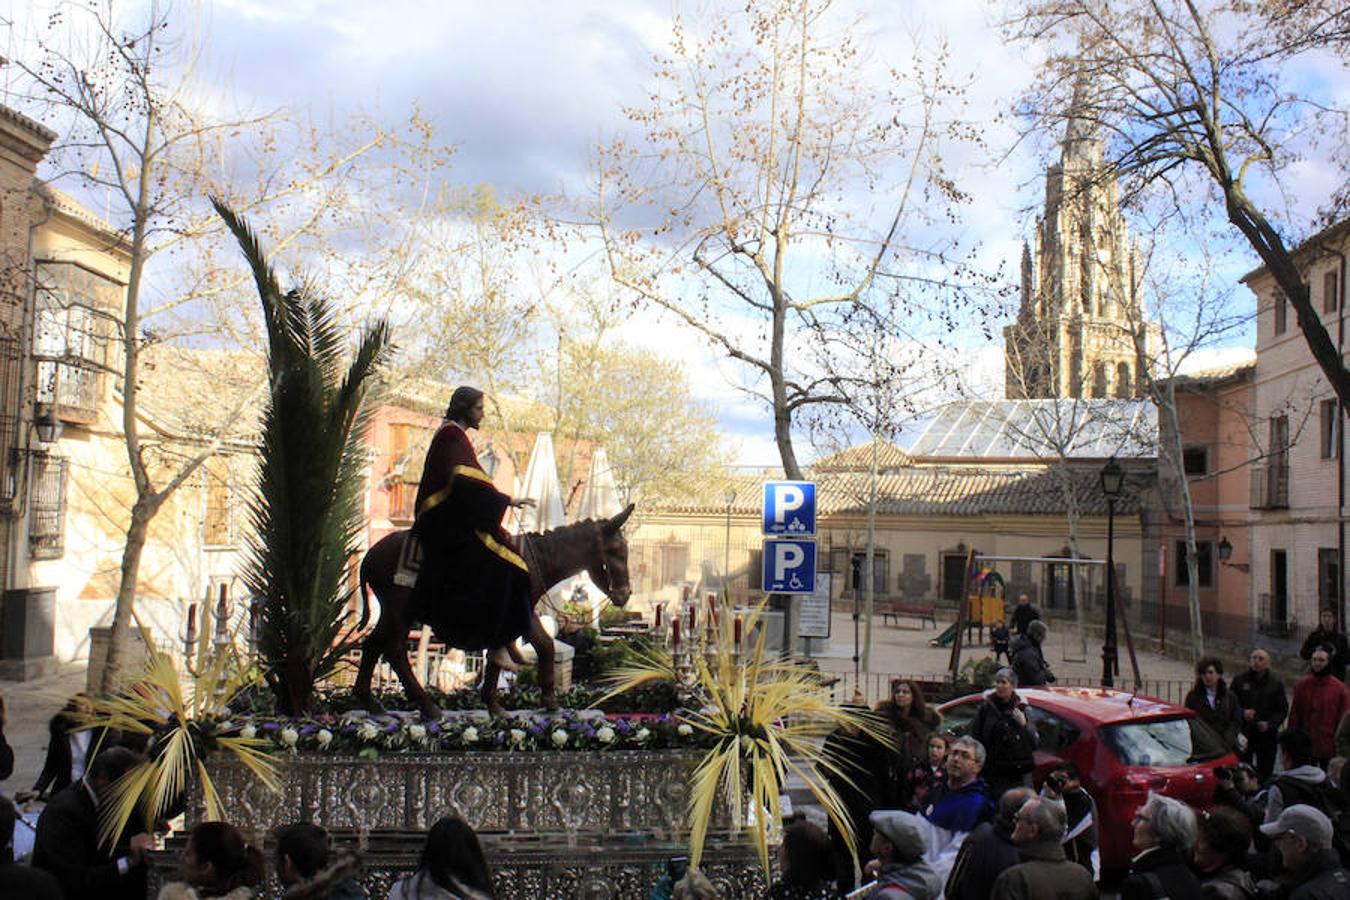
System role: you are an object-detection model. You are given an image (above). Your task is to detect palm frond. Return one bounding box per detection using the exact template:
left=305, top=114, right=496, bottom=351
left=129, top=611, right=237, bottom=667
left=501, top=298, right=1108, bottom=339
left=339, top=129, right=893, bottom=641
left=81, top=641, right=280, bottom=850
left=600, top=598, right=895, bottom=875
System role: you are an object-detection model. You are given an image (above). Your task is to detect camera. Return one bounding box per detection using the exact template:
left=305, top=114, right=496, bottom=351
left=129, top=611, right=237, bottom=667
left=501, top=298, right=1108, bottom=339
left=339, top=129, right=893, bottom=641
left=667, top=855, right=690, bottom=882
left=1047, top=771, right=1069, bottom=793
left=1214, top=766, right=1234, bottom=782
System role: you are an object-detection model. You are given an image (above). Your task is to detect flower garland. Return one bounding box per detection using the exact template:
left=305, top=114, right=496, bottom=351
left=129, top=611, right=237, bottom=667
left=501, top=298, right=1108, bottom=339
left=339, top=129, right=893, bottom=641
left=200, top=710, right=711, bottom=758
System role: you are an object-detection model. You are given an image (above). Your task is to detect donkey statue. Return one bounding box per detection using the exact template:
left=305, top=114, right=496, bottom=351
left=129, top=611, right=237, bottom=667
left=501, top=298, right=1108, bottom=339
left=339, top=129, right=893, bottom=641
left=355, top=504, right=634, bottom=717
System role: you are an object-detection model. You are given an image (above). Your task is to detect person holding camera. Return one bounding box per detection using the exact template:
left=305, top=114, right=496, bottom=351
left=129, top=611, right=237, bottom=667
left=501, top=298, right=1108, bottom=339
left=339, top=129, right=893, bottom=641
left=1040, top=761, right=1098, bottom=877
left=1213, top=762, right=1265, bottom=837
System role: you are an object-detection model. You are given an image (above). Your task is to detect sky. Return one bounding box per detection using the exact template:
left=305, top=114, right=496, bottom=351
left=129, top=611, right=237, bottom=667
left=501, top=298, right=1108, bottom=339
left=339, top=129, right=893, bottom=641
left=2, top=0, right=1331, bottom=468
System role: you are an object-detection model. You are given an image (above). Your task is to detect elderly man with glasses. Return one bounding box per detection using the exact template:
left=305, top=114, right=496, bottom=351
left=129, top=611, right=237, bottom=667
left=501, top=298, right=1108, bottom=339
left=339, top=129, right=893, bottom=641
left=1121, top=793, right=1202, bottom=900
left=1258, top=805, right=1350, bottom=898
left=989, top=797, right=1098, bottom=900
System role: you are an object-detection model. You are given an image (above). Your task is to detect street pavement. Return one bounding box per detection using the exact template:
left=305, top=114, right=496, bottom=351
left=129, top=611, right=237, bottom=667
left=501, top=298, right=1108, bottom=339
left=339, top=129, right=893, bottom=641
left=1, top=661, right=88, bottom=794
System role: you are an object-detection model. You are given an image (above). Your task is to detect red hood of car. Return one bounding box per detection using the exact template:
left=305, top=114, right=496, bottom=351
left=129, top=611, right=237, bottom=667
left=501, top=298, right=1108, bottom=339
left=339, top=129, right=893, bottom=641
left=993, top=686, right=1189, bottom=723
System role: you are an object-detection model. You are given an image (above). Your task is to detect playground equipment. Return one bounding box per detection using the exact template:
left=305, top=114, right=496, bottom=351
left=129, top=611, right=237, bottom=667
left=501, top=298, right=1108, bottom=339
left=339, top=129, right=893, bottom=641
left=944, top=547, right=1142, bottom=689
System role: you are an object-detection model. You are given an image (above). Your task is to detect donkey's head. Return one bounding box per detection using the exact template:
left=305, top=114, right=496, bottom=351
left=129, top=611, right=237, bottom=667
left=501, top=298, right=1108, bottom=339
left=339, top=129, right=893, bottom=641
left=589, top=503, right=635, bottom=606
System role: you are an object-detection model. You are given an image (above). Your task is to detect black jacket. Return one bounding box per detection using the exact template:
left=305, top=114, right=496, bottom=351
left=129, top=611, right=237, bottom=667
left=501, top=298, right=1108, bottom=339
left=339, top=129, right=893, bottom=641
left=970, top=692, right=1038, bottom=780
left=1011, top=636, right=1054, bottom=687
left=1185, top=682, right=1243, bottom=751
left=1230, top=668, right=1289, bottom=736
left=30, top=782, right=144, bottom=900
left=0, top=725, right=12, bottom=781
left=945, top=819, right=1020, bottom=900
left=1010, top=604, right=1041, bottom=636
left=1122, top=846, right=1203, bottom=900
left=1284, top=848, right=1350, bottom=900
left=1302, top=629, right=1350, bottom=681
left=32, top=715, right=114, bottom=799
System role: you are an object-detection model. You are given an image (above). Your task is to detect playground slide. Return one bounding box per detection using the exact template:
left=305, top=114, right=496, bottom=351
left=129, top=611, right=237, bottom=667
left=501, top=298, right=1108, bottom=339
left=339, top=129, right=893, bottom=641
left=929, top=621, right=958, bottom=647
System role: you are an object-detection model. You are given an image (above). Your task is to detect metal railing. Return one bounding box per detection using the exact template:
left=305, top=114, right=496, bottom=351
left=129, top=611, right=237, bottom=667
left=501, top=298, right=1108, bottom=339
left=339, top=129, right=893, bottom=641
left=829, top=670, right=1196, bottom=707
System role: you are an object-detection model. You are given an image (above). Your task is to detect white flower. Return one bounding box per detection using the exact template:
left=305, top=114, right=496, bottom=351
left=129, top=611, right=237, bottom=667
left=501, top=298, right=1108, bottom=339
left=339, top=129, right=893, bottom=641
left=239, top=724, right=257, bottom=741
left=510, top=728, right=526, bottom=744
left=408, top=724, right=427, bottom=743
left=462, top=726, right=479, bottom=744
left=358, top=722, right=380, bottom=741
left=316, top=729, right=333, bottom=748
left=596, top=726, right=616, bottom=744
left=635, top=727, right=651, bottom=742
left=280, top=727, right=299, bottom=748
left=551, top=728, right=569, bottom=748
left=677, top=723, right=693, bottom=737
left=217, top=721, right=234, bottom=734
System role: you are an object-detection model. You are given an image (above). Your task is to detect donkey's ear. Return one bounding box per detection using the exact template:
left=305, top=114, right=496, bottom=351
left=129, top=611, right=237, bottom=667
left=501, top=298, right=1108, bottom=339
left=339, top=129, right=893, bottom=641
left=603, top=503, right=635, bottom=535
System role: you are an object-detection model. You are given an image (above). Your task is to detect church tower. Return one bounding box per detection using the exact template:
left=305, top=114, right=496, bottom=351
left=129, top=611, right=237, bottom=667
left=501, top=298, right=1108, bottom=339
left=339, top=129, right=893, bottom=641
left=1004, top=82, right=1153, bottom=400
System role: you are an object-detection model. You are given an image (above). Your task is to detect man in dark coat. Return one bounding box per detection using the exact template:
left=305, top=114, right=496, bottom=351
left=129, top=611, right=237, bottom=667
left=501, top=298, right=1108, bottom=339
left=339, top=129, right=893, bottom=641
left=410, top=386, right=537, bottom=665
left=1302, top=608, right=1350, bottom=682
left=990, top=797, right=1098, bottom=900
left=31, top=746, right=151, bottom=900
left=944, top=787, right=1034, bottom=900
left=1259, top=805, right=1350, bottom=899
left=1009, top=594, right=1041, bottom=637
left=1232, top=647, right=1289, bottom=780
left=1011, top=620, right=1055, bottom=687
left=819, top=695, right=890, bottom=892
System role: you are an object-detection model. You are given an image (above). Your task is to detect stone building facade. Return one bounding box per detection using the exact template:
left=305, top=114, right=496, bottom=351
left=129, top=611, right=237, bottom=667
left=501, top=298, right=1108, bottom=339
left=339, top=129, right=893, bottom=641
left=1004, top=104, right=1155, bottom=400
left=1242, top=218, right=1349, bottom=636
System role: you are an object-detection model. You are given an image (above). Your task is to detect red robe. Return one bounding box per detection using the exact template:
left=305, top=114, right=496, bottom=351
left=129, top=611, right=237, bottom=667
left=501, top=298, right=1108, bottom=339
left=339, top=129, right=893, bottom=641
left=410, top=422, right=532, bottom=650
left=1289, top=671, right=1350, bottom=760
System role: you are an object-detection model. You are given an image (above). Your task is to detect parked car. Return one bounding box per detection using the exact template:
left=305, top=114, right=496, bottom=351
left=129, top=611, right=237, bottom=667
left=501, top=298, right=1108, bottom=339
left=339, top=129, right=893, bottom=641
left=937, top=685, right=1237, bottom=875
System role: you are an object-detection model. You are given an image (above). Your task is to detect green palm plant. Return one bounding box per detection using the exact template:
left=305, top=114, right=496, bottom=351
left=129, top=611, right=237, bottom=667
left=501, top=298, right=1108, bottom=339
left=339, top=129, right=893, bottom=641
left=214, top=199, right=393, bottom=715
left=80, top=624, right=279, bottom=850
left=597, top=601, right=894, bottom=875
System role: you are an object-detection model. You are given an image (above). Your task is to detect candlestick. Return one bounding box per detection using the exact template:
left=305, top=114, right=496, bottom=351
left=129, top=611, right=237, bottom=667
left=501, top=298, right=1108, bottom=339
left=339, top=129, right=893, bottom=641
left=734, top=615, right=743, bottom=647
left=654, top=603, right=664, bottom=630
left=671, top=616, right=681, bottom=647
left=687, top=604, right=697, bottom=634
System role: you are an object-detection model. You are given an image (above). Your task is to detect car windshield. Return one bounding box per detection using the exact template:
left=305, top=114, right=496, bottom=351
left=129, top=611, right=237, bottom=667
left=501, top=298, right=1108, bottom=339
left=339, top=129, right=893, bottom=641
left=1100, top=716, right=1227, bottom=766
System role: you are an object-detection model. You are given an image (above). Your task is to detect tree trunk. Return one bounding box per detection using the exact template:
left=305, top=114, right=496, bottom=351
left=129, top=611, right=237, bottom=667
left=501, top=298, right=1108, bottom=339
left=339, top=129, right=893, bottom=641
left=101, top=498, right=154, bottom=694
left=1059, top=469, right=1091, bottom=661
left=863, top=432, right=878, bottom=672
left=1162, top=385, right=1206, bottom=661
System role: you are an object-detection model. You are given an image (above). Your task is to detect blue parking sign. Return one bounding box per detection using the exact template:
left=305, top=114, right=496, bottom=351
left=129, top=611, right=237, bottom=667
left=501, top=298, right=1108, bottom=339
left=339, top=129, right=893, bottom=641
left=761, top=539, right=817, bottom=593
left=762, top=481, right=816, bottom=535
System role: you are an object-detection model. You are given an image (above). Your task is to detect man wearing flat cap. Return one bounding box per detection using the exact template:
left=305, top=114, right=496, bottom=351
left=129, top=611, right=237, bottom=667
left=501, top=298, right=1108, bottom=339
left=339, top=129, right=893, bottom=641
left=1258, top=804, right=1350, bottom=899
left=861, top=809, right=942, bottom=899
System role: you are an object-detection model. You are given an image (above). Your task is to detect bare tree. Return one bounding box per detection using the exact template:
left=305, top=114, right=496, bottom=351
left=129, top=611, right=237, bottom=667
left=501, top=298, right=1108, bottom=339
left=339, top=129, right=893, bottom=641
left=1005, top=0, right=1350, bottom=408
left=586, top=0, right=986, bottom=479
left=17, top=2, right=442, bottom=688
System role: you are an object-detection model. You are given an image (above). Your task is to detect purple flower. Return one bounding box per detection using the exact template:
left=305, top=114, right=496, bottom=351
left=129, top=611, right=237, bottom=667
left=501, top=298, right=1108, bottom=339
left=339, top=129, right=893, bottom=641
left=616, top=719, right=633, bottom=734
left=300, top=724, right=318, bottom=736
left=583, top=726, right=597, bottom=738
left=261, top=722, right=281, bottom=731
left=427, top=722, right=441, bottom=734
left=528, top=724, right=544, bottom=737
left=384, top=721, right=399, bottom=733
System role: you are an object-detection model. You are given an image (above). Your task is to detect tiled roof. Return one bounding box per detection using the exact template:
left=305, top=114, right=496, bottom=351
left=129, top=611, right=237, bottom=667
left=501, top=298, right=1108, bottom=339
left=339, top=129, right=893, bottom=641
left=653, top=465, right=1144, bottom=517
left=812, top=440, right=913, bottom=472
left=135, top=345, right=265, bottom=441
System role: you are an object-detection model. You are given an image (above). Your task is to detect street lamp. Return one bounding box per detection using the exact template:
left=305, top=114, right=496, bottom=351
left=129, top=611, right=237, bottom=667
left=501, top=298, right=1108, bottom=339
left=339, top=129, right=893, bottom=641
left=723, top=488, right=737, bottom=606
left=1099, top=457, right=1123, bottom=688
left=33, top=402, right=62, bottom=445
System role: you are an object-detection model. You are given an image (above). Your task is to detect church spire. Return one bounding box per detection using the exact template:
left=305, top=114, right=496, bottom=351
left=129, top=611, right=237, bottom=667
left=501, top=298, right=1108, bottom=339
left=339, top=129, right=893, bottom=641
left=1062, top=65, right=1101, bottom=166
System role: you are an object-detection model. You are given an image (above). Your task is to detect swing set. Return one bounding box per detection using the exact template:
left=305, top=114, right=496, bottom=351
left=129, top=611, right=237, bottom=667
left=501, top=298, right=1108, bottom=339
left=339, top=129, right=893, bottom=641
left=946, top=546, right=1142, bottom=689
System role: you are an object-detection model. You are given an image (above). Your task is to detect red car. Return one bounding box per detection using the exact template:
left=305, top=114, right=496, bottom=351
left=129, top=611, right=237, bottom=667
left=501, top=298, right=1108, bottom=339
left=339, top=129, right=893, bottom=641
left=937, top=686, right=1238, bottom=875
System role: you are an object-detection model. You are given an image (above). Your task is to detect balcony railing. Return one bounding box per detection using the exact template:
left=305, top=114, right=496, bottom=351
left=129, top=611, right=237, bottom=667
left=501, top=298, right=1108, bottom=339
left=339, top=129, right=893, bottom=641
left=1250, top=463, right=1289, bottom=509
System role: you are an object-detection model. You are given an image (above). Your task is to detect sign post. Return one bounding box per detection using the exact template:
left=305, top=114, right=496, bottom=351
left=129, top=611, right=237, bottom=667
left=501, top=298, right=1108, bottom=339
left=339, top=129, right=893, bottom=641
left=761, top=481, right=817, bottom=658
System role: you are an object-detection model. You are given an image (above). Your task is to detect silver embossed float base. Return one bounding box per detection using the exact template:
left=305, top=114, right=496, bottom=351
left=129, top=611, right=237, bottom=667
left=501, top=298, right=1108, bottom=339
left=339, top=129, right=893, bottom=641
left=190, top=750, right=729, bottom=836
left=150, top=831, right=768, bottom=899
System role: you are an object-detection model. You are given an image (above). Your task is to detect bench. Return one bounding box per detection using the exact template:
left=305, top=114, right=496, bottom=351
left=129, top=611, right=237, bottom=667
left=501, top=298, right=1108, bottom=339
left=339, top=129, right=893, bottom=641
left=878, top=599, right=937, bottom=629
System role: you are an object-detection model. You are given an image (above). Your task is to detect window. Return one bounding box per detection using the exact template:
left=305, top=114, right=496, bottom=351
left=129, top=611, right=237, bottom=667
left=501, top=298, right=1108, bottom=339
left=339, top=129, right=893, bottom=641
left=1100, top=717, right=1227, bottom=766
left=1271, top=414, right=1290, bottom=469
left=29, top=455, right=69, bottom=560
left=1091, top=363, right=1108, bottom=399
left=33, top=262, right=121, bottom=413
left=1274, top=293, right=1287, bottom=335
left=203, top=458, right=236, bottom=546
left=1319, top=548, right=1341, bottom=611
left=388, top=481, right=416, bottom=523
left=656, top=542, right=690, bottom=587
left=1321, top=399, right=1341, bottom=459
left=1325, top=269, right=1341, bottom=314
left=1027, top=708, right=1081, bottom=752
left=1175, top=540, right=1214, bottom=588
left=1115, top=362, right=1132, bottom=398
left=850, top=551, right=889, bottom=595
left=1182, top=446, right=1208, bottom=476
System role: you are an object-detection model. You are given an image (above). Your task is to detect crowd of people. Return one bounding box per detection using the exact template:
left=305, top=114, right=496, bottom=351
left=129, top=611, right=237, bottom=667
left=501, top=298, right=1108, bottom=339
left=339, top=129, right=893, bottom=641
left=8, top=606, right=1350, bottom=898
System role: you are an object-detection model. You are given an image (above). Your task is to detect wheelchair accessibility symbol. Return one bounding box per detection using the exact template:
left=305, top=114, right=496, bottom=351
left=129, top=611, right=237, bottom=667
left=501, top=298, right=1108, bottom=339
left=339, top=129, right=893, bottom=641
left=761, top=539, right=816, bottom=594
